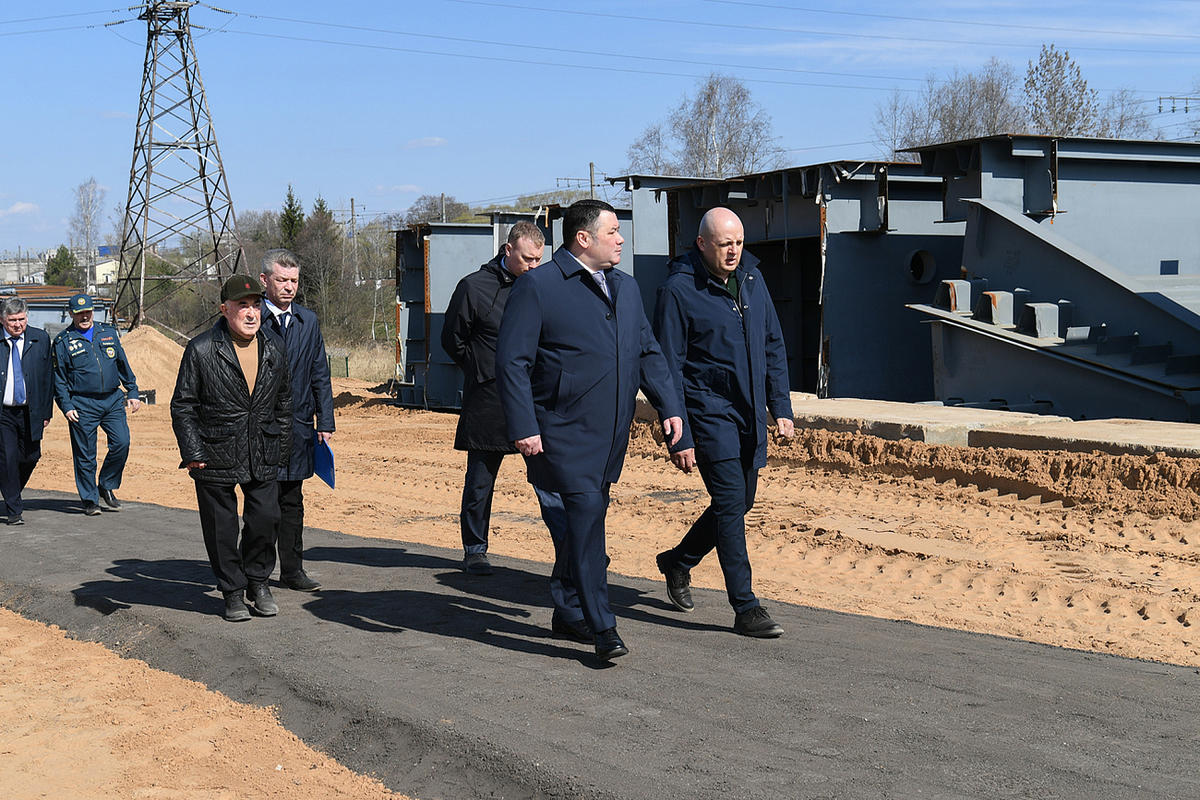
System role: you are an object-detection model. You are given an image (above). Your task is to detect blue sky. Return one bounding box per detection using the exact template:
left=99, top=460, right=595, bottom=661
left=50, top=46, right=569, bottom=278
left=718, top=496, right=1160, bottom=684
left=1, top=0, right=1198, bottom=254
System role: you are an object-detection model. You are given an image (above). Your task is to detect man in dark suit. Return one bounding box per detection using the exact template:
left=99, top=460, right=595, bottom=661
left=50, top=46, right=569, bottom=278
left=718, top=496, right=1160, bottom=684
left=259, top=248, right=335, bottom=592
left=0, top=297, right=54, bottom=525
left=497, top=200, right=685, bottom=661
left=654, top=207, right=795, bottom=638
left=441, top=221, right=545, bottom=577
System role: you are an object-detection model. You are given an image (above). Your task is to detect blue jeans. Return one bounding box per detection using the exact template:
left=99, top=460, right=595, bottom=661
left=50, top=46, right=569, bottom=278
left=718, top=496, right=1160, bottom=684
left=667, top=455, right=760, bottom=614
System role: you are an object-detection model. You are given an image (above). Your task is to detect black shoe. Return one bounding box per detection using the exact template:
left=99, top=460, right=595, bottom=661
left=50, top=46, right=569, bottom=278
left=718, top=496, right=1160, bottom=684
left=551, top=613, right=593, bottom=644
left=246, top=582, right=278, bottom=616
left=281, top=570, right=321, bottom=591
left=656, top=551, right=694, bottom=612
left=463, top=552, right=493, bottom=575
left=6, top=515, right=23, bottom=526
left=594, top=627, right=629, bottom=660
left=734, top=605, right=784, bottom=638
left=99, top=488, right=122, bottom=511
left=223, top=590, right=250, bottom=622
left=82, top=502, right=102, bottom=517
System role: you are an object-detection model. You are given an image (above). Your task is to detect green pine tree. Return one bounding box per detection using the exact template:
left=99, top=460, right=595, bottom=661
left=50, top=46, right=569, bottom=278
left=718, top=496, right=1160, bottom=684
left=45, top=244, right=83, bottom=287
left=279, top=184, right=306, bottom=248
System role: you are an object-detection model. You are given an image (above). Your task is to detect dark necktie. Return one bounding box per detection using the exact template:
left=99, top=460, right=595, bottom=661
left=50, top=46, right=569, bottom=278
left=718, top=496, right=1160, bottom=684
left=10, top=336, right=25, bottom=406
left=277, top=311, right=291, bottom=339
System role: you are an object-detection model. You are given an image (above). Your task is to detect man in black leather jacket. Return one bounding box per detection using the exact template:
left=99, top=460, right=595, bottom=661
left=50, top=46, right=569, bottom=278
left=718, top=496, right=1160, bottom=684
left=171, top=275, right=293, bottom=622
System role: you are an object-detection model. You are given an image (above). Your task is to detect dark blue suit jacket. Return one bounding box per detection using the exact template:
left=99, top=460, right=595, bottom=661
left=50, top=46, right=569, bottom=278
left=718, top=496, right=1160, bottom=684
left=0, top=327, right=54, bottom=441
left=497, top=247, right=683, bottom=493
left=264, top=302, right=335, bottom=481
left=654, top=249, right=792, bottom=468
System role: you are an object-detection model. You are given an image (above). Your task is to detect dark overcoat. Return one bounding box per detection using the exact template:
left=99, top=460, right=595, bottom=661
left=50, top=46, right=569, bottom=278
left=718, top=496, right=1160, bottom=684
left=496, top=247, right=683, bottom=493
left=0, top=327, right=54, bottom=441
left=440, top=254, right=518, bottom=452
left=653, top=248, right=793, bottom=468
left=170, top=318, right=293, bottom=486
left=265, top=302, right=335, bottom=480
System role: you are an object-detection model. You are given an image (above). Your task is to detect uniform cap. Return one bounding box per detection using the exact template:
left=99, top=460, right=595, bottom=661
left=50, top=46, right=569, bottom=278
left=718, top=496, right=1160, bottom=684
left=69, top=293, right=94, bottom=312
left=220, top=274, right=264, bottom=302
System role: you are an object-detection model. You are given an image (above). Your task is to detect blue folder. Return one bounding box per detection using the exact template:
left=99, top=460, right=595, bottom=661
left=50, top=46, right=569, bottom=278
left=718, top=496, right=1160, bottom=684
left=313, top=432, right=335, bottom=489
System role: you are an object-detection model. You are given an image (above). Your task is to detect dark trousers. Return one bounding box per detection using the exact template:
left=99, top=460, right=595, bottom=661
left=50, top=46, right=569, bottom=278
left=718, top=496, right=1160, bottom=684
left=195, top=479, right=280, bottom=594
left=0, top=405, right=39, bottom=518
left=668, top=454, right=760, bottom=614
left=533, top=485, right=580, bottom=623
left=276, top=479, right=306, bottom=577
left=550, top=486, right=614, bottom=634
left=67, top=390, right=129, bottom=504
left=460, top=450, right=506, bottom=554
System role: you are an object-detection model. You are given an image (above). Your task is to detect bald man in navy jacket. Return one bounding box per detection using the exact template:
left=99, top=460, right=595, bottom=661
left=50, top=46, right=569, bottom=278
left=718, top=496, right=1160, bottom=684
left=497, top=200, right=685, bottom=661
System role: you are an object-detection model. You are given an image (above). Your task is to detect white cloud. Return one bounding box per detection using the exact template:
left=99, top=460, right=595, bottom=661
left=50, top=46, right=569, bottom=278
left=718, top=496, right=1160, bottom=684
left=0, top=202, right=38, bottom=219
left=403, top=136, right=447, bottom=150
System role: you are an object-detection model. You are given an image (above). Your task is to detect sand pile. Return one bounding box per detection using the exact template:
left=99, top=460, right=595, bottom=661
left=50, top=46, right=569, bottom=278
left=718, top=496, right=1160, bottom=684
left=120, top=325, right=185, bottom=397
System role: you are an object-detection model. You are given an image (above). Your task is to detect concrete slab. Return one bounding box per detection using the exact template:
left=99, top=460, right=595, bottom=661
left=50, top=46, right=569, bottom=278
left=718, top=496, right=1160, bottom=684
left=789, top=396, right=1068, bottom=446
left=969, top=417, right=1200, bottom=457
left=4, top=490, right=1200, bottom=800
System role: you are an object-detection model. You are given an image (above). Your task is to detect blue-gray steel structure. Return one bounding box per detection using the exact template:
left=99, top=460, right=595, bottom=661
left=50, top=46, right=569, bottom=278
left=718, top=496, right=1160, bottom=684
left=907, top=135, right=1200, bottom=422
left=650, top=163, right=964, bottom=400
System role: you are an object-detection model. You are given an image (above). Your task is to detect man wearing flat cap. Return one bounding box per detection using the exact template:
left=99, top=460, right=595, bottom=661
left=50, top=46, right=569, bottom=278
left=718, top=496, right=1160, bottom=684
left=171, top=275, right=293, bottom=622
left=51, top=293, right=140, bottom=516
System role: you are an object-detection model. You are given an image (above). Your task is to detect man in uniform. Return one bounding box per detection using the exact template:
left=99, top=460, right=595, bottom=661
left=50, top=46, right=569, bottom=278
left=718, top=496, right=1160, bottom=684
left=497, top=200, right=685, bottom=660
left=653, top=207, right=795, bottom=638
left=441, top=221, right=544, bottom=577
left=51, top=294, right=140, bottom=516
left=259, top=248, right=334, bottom=592
left=0, top=297, right=54, bottom=525
left=171, top=275, right=293, bottom=622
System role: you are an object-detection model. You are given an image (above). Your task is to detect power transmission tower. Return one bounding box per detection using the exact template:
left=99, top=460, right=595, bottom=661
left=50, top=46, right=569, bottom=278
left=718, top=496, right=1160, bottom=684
left=116, top=0, right=242, bottom=330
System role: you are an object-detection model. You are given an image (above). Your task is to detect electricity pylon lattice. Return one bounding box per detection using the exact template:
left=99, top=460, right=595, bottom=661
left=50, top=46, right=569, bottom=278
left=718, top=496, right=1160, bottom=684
left=117, top=0, right=241, bottom=330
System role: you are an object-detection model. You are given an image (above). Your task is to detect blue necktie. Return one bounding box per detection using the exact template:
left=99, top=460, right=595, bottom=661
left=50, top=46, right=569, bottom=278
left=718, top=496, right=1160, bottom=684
left=10, top=336, right=25, bottom=406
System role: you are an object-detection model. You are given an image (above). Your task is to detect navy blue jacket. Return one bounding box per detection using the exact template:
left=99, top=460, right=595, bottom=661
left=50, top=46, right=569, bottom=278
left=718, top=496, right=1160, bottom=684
left=0, top=327, right=54, bottom=441
left=263, top=301, right=335, bottom=481
left=654, top=248, right=792, bottom=468
left=497, top=247, right=683, bottom=493
left=51, top=322, right=139, bottom=412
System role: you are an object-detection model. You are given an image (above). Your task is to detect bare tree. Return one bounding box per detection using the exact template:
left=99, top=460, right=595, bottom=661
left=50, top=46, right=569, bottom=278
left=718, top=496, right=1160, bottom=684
left=626, top=74, right=781, bottom=178
left=1024, top=44, right=1100, bottom=136
left=403, top=194, right=473, bottom=226
left=69, top=177, right=106, bottom=291
left=874, top=60, right=1024, bottom=159
left=1098, top=88, right=1155, bottom=139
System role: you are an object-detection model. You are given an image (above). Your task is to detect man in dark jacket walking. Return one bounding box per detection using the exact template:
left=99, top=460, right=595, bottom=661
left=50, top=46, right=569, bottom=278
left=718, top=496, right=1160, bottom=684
left=259, top=249, right=335, bottom=592
left=653, top=207, right=795, bottom=638
left=497, top=200, right=685, bottom=660
left=441, top=221, right=545, bottom=577
left=171, top=275, right=293, bottom=622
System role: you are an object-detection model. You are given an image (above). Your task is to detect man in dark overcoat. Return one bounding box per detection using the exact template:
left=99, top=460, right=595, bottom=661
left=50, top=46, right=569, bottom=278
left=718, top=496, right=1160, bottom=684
left=0, top=297, right=54, bottom=525
left=653, top=207, right=795, bottom=638
left=259, top=248, right=335, bottom=592
left=497, top=200, right=685, bottom=661
left=442, top=221, right=546, bottom=575
left=171, top=275, right=293, bottom=622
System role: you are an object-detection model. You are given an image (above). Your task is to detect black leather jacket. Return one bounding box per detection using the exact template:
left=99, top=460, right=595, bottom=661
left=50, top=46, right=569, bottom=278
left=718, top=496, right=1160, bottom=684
left=171, top=318, right=293, bottom=485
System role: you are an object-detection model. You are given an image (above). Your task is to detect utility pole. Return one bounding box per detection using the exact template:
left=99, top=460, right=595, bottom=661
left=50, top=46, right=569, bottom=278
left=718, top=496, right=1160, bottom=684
left=114, top=0, right=242, bottom=330
left=350, top=197, right=361, bottom=285
left=589, top=162, right=596, bottom=199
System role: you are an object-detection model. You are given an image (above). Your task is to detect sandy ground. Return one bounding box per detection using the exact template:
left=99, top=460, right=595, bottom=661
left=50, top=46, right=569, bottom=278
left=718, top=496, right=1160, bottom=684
left=5, top=326, right=1200, bottom=798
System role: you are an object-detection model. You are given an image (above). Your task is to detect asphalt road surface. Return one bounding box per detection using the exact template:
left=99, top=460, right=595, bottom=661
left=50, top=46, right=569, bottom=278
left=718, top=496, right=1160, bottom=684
left=2, top=490, right=1197, bottom=800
